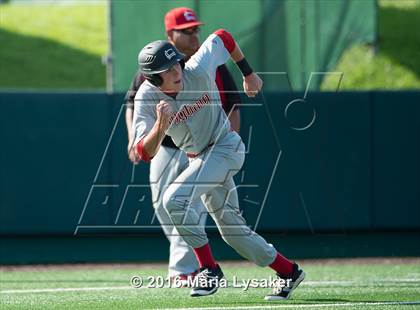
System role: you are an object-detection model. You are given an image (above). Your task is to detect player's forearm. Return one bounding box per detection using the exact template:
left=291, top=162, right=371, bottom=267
left=219, top=30, right=261, bottom=97
left=138, top=120, right=167, bottom=160
left=231, top=44, right=255, bottom=78
left=215, top=30, right=253, bottom=77
left=230, top=44, right=245, bottom=63
left=229, top=109, right=241, bottom=132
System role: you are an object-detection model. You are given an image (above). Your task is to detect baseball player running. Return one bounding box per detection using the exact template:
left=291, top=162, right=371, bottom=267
left=125, top=8, right=241, bottom=282
left=133, top=29, right=305, bottom=300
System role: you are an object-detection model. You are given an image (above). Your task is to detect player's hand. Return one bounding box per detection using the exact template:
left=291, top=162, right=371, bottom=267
left=127, top=140, right=139, bottom=164
left=243, top=73, right=263, bottom=97
left=156, top=100, right=173, bottom=132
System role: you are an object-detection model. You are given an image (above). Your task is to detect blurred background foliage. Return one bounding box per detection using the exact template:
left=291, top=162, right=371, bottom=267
left=0, top=0, right=419, bottom=90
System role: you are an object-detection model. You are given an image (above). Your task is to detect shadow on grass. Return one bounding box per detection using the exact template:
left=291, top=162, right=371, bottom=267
left=379, top=5, right=420, bottom=78
left=0, top=28, right=106, bottom=89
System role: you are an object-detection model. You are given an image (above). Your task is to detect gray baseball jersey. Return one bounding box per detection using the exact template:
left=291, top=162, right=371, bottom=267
left=133, top=32, right=232, bottom=155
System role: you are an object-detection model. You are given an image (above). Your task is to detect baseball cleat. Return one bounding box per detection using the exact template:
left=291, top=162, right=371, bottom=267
left=264, top=263, right=305, bottom=301
left=190, top=264, right=224, bottom=297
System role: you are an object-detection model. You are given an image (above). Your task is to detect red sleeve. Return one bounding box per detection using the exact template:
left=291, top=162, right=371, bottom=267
left=136, top=138, right=152, bottom=162
left=214, top=29, right=235, bottom=53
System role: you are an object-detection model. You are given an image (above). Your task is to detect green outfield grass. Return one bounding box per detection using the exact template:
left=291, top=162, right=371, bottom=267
left=0, top=1, right=419, bottom=90
left=1, top=260, right=420, bottom=309
left=0, top=2, right=107, bottom=89
left=322, top=0, right=420, bottom=90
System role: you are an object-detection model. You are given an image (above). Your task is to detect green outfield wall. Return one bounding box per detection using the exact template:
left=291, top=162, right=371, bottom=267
left=110, top=0, right=377, bottom=92
left=0, top=91, right=419, bottom=264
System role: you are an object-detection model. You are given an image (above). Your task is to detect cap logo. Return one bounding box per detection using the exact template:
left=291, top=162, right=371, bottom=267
left=184, top=11, right=196, bottom=21
left=165, top=48, right=176, bottom=60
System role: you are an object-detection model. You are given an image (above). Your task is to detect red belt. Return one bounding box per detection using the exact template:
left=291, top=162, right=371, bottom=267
left=187, top=143, right=214, bottom=158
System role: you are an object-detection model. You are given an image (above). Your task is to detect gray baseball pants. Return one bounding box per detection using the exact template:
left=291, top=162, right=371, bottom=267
left=150, top=146, right=207, bottom=277
left=162, top=131, right=277, bottom=267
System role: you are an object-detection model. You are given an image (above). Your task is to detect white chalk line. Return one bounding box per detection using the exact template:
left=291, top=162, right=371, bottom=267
left=0, top=286, right=132, bottom=294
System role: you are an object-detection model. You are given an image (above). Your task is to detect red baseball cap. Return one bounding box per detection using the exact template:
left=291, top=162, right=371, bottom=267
left=164, top=7, right=204, bottom=32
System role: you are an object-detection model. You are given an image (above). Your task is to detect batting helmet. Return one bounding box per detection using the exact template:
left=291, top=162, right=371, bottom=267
left=138, top=40, right=185, bottom=86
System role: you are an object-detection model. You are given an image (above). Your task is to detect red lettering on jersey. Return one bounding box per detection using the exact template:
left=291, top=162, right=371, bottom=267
left=170, top=93, right=211, bottom=125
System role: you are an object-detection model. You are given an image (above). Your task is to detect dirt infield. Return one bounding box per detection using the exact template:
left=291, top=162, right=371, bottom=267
left=1, top=257, right=419, bottom=272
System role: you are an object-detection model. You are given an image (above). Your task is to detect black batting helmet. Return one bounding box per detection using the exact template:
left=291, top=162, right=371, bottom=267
left=138, top=40, right=185, bottom=86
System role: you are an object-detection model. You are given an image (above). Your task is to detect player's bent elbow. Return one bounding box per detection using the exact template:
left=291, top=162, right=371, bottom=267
left=136, top=139, right=152, bottom=163
left=214, top=29, right=235, bottom=53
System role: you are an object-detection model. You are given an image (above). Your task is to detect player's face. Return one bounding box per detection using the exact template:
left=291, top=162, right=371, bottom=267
left=159, top=62, right=183, bottom=93
left=167, top=26, right=201, bottom=57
